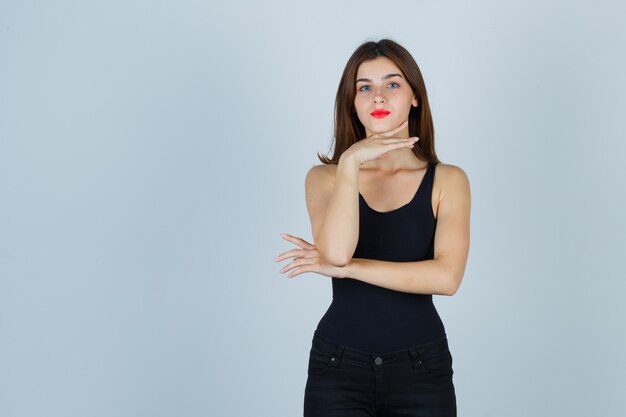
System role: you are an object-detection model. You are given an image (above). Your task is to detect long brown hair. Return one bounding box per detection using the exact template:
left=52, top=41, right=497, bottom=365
left=318, top=38, right=440, bottom=165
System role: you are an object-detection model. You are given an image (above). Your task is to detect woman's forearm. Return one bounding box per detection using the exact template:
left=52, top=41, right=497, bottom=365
left=342, top=258, right=454, bottom=296
left=316, top=153, right=361, bottom=266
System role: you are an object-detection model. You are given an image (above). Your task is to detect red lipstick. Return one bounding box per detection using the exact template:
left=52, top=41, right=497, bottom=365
left=370, top=109, right=391, bottom=118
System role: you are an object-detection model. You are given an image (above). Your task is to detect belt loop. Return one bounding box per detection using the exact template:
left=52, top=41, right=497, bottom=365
left=408, top=348, right=420, bottom=369
left=332, top=345, right=345, bottom=368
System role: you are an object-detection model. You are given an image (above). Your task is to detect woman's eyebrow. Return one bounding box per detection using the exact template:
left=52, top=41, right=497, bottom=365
left=356, top=73, right=403, bottom=83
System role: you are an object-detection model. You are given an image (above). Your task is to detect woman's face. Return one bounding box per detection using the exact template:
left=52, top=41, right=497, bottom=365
left=353, top=56, right=418, bottom=137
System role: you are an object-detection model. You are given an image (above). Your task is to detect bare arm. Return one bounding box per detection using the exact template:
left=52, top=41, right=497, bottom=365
left=304, top=120, right=416, bottom=267
left=341, top=165, right=471, bottom=295
left=305, top=153, right=360, bottom=267
left=342, top=258, right=451, bottom=295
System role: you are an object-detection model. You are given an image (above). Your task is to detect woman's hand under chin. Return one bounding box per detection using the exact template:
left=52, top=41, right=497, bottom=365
left=274, top=233, right=347, bottom=279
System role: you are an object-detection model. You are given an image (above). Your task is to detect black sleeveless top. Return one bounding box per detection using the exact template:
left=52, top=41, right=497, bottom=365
left=314, top=161, right=446, bottom=353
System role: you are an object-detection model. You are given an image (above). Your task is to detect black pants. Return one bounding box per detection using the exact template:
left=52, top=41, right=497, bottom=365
left=304, top=331, right=457, bottom=417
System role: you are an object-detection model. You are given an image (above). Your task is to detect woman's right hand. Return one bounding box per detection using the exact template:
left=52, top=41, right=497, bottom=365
left=343, top=120, right=419, bottom=166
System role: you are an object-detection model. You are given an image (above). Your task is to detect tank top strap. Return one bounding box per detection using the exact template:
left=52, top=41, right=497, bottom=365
left=422, top=161, right=436, bottom=196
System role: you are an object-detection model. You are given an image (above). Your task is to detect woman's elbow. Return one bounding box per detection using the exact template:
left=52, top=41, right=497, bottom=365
left=318, top=245, right=351, bottom=267
left=446, top=273, right=464, bottom=296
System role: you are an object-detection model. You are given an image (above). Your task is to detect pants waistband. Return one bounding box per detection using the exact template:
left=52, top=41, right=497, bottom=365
left=312, top=330, right=448, bottom=367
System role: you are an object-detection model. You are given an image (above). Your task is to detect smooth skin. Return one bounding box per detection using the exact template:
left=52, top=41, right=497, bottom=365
left=274, top=56, right=470, bottom=296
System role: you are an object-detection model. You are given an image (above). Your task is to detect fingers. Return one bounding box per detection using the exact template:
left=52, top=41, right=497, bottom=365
left=275, top=232, right=317, bottom=262
left=377, top=138, right=418, bottom=159
left=279, top=258, right=312, bottom=278
left=275, top=248, right=308, bottom=262
left=380, top=137, right=419, bottom=145
left=286, top=266, right=307, bottom=278
left=280, top=259, right=299, bottom=274
left=278, top=233, right=314, bottom=249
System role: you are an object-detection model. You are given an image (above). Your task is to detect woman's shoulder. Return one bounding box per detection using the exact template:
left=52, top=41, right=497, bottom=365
left=433, top=162, right=471, bottom=197
left=307, top=163, right=338, bottom=182
left=434, top=162, right=468, bottom=179
left=305, top=164, right=337, bottom=193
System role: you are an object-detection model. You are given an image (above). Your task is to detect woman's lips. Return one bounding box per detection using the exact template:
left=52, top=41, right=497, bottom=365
left=370, top=109, right=391, bottom=118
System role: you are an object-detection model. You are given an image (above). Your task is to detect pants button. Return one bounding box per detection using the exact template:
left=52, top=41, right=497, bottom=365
left=374, top=356, right=382, bottom=365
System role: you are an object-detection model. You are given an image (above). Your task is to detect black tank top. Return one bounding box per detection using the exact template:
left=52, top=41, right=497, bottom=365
left=314, top=161, right=446, bottom=353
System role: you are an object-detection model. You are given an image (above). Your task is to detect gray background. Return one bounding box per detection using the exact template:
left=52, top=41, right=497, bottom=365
left=1, top=0, right=625, bottom=416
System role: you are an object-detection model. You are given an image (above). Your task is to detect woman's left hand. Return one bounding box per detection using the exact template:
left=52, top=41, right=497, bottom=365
left=274, top=233, right=346, bottom=279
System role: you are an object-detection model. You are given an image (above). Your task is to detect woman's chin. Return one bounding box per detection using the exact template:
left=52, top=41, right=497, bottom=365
left=364, top=119, right=397, bottom=134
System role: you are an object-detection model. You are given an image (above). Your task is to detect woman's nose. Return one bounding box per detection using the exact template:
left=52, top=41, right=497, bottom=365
left=372, top=87, right=386, bottom=103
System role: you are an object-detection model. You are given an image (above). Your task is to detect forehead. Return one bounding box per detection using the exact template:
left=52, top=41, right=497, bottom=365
left=356, top=56, right=402, bottom=78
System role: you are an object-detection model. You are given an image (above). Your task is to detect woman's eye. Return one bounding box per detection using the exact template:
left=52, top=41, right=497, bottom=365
left=358, top=83, right=399, bottom=92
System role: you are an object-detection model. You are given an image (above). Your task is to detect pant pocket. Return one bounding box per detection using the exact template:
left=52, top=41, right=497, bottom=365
left=413, top=337, right=454, bottom=379
left=307, top=347, right=336, bottom=376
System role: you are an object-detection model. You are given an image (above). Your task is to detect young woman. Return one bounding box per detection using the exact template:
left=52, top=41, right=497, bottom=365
left=274, top=38, right=471, bottom=417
